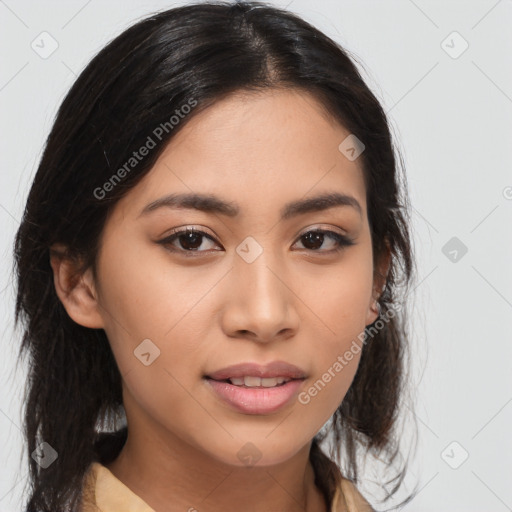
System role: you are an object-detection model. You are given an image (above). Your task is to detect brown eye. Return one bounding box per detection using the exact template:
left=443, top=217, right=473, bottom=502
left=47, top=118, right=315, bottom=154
left=177, top=231, right=204, bottom=250
left=158, top=228, right=221, bottom=255
left=158, top=227, right=355, bottom=258
left=300, top=231, right=325, bottom=250
left=294, top=229, right=355, bottom=253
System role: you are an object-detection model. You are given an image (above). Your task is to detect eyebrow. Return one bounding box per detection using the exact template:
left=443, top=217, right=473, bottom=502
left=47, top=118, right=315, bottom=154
left=138, top=191, right=362, bottom=220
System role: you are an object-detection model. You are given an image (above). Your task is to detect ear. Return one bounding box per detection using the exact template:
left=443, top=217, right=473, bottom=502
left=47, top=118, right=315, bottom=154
left=49, top=243, right=105, bottom=329
left=365, top=240, right=392, bottom=326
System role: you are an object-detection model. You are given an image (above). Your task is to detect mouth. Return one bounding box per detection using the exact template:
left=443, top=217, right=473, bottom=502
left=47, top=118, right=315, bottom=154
left=206, top=375, right=296, bottom=388
left=203, top=360, right=308, bottom=414
left=203, top=373, right=306, bottom=414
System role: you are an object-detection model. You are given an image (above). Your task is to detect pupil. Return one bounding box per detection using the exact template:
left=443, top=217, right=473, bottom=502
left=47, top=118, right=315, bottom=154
left=180, top=232, right=202, bottom=250
left=303, top=232, right=323, bottom=250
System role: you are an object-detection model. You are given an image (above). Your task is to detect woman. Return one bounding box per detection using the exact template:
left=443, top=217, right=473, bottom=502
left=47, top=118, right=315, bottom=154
left=14, top=1, right=416, bottom=511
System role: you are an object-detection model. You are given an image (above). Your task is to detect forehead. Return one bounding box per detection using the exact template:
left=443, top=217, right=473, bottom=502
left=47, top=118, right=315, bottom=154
left=113, top=88, right=367, bottom=222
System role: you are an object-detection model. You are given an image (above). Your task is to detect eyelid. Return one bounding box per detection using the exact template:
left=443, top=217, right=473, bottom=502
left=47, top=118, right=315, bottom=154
left=163, top=223, right=349, bottom=240
left=295, top=224, right=348, bottom=239
left=165, top=225, right=218, bottom=239
left=157, top=226, right=222, bottom=256
left=157, top=224, right=355, bottom=256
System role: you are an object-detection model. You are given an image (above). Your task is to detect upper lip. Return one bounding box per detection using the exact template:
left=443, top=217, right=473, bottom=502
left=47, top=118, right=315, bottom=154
left=205, top=361, right=307, bottom=381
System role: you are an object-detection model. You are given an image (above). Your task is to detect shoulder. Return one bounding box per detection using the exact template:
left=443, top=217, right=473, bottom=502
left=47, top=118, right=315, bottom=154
left=331, top=477, right=374, bottom=512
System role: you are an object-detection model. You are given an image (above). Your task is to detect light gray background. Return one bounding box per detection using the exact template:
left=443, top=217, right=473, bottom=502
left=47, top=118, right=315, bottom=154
left=1, top=1, right=511, bottom=511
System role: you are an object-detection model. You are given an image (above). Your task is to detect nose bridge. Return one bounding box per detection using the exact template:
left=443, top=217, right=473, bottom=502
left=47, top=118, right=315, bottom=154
left=223, top=239, right=298, bottom=340
left=237, top=242, right=286, bottom=310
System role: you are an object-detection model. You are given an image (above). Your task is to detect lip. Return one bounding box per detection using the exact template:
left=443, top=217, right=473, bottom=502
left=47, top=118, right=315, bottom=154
left=205, top=360, right=307, bottom=381
left=205, top=377, right=305, bottom=414
left=204, top=360, right=307, bottom=415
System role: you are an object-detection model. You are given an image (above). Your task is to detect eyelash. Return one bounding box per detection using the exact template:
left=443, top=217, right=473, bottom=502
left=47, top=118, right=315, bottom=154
left=157, top=226, right=355, bottom=257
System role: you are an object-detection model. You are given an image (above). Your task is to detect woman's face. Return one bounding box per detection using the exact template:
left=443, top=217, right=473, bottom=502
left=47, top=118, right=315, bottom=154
left=84, top=88, right=382, bottom=467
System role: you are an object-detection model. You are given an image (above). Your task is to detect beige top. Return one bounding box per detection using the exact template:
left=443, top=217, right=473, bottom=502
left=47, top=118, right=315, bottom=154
left=80, top=462, right=374, bottom=512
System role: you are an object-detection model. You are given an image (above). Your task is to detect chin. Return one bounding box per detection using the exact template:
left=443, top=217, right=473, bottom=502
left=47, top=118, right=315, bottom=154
left=204, top=436, right=308, bottom=469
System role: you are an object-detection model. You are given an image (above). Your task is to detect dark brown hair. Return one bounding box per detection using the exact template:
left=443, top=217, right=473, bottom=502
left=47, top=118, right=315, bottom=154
left=13, top=1, right=417, bottom=510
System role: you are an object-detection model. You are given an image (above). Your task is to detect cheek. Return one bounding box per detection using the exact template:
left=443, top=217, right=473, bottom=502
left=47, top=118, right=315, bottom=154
left=295, top=258, right=371, bottom=413
left=297, top=338, right=362, bottom=425
left=307, top=335, right=363, bottom=399
left=299, top=258, right=373, bottom=340
left=96, top=241, right=216, bottom=359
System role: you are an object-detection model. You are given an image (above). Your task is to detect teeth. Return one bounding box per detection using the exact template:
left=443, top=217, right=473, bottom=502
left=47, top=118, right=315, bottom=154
left=245, top=376, right=263, bottom=387
left=228, top=376, right=291, bottom=387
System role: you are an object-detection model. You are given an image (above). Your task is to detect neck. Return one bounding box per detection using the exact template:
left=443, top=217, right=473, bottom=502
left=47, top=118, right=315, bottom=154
left=105, top=415, right=327, bottom=512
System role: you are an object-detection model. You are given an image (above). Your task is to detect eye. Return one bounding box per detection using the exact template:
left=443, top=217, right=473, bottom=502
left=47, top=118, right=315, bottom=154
left=157, top=226, right=356, bottom=257
left=158, top=227, right=222, bottom=256
left=293, top=229, right=356, bottom=253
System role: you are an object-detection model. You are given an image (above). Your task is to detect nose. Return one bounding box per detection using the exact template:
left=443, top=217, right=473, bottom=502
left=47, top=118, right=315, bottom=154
left=219, top=249, right=300, bottom=344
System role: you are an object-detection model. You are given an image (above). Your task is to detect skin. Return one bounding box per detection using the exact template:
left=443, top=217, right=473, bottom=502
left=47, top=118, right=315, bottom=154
left=51, top=88, right=389, bottom=512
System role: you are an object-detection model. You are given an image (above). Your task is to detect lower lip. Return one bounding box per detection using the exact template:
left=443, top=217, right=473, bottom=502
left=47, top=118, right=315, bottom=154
left=205, top=377, right=304, bottom=414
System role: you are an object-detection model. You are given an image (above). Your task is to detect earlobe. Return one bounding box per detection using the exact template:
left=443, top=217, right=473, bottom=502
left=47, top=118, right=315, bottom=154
left=366, top=242, right=392, bottom=326
left=49, top=245, right=105, bottom=329
left=365, top=300, right=381, bottom=326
